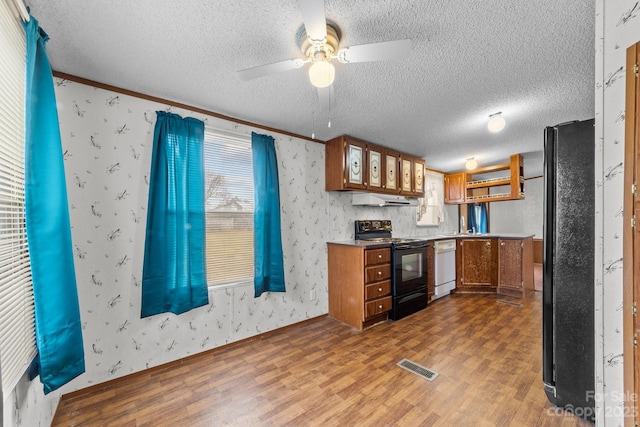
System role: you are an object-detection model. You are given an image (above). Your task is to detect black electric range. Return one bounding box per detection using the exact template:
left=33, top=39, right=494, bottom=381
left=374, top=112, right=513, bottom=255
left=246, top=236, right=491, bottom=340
left=354, top=220, right=429, bottom=320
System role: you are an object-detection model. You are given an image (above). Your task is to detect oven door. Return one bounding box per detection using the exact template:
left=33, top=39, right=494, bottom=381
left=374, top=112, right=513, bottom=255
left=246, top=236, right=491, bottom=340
left=393, top=242, right=428, bottom=296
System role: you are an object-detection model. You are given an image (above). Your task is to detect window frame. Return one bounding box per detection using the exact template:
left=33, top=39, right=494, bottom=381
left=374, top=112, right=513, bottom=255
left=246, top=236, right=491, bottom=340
left=203, top=128, right=255, bottom=290
left=0, top=0, right=37, bottom=398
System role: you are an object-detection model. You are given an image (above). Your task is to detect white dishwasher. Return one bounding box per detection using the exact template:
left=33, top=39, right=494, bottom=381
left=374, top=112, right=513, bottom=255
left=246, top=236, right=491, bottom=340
left=433, top=239, right=456, bottom=300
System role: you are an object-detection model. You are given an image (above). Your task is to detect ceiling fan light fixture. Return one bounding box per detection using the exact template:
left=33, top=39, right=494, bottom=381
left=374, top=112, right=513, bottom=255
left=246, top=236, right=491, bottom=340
left=465, top=157, right=477, bottom=170
left=488, top=112, right=506, bottom=133
left=308, top=61, right=335, bottom=88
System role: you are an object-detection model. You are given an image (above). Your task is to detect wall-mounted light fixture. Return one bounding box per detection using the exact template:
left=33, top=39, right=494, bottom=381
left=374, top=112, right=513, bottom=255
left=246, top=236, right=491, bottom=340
left=487, top=112, right=506, bottom=133
left=465, top=157, right=477, bottom=170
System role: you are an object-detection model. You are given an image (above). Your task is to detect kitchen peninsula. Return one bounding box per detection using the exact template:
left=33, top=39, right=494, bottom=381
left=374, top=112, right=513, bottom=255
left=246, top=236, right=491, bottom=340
left=454, top=233, right=534, bottom=298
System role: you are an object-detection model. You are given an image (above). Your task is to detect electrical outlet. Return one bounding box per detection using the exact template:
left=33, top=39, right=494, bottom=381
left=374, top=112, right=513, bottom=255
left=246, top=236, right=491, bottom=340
left=310, top=289, right=317, bottom=301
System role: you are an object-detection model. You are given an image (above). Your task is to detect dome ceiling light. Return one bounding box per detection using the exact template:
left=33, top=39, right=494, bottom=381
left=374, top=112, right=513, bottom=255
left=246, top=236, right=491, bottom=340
left=465, top=157, right=477, bottom=170
left=488, top=112, right=506, bottom=133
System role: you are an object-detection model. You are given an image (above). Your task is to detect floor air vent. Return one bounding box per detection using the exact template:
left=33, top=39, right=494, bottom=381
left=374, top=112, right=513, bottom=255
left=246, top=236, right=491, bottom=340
left=497, top=299, right=523, bottom=307
left=397, top=359, right=439, bottom=381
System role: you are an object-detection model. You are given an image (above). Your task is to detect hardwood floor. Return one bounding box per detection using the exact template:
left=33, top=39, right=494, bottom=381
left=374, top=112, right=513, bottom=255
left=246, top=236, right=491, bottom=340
left=53, top=272, right=592, bottom=426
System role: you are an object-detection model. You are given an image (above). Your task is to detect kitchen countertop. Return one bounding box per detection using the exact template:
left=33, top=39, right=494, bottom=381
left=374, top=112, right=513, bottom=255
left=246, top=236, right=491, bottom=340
left=328, top=233, right=535, bottom=247
left=450, top=233, right=535, bottom=239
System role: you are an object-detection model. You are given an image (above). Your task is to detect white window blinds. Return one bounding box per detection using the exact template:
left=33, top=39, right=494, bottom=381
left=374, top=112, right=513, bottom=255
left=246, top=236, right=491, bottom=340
left=0, top=0, right=36, bottom=397
left=203, top=129, right=254, bottom=287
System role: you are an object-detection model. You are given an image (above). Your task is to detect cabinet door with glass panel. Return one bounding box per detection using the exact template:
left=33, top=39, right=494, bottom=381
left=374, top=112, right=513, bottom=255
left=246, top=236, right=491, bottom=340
left=399, top=155, right=414, bottom=196
left=384, top=150, right=400, bottom=194
left=343, top=137, right=368, bottom=190
left=413, top=158, right=425, bottom=197
left=367, top=144, right=385, bottom=192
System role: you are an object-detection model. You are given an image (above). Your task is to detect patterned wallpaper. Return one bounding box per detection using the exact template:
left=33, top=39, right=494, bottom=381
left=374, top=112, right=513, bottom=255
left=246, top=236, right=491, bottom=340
left=594, top=1, right=639, bottom=425
left=12, top=5, right=638, bottom=423
left=53, top=77, right=332, bottom=388
left=9, top=76, right=457, bottom=426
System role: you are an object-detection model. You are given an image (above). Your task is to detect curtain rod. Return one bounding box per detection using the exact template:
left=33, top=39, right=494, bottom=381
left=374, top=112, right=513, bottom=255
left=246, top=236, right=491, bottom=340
left=9, top=0, right=29, bottom=22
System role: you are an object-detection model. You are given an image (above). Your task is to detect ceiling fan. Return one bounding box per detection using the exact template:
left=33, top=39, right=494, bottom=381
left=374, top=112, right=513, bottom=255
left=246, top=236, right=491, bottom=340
left=236, top=0, right=412, bottom=110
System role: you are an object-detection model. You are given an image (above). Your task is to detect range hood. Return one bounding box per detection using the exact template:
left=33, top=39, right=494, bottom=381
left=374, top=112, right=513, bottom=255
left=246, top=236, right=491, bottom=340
left=351, top=192, right=419, bottom=207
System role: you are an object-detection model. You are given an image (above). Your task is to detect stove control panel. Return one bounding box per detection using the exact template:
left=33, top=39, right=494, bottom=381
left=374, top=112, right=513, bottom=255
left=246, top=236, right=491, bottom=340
left=356, top=219, right=392, bottom=233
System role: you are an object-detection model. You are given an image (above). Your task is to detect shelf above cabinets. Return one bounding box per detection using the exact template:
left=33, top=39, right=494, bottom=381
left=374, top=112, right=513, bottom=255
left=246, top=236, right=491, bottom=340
left=444, top=154, right=525, bottom=204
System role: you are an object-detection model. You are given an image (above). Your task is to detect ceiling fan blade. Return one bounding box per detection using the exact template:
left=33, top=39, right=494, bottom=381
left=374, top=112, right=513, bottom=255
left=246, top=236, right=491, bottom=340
left=237, top=58, right=305, bottom=81
left=298, top=0, right=326, bottom=43
left=317, top=85, right=334, bottom=112
left=338, top=39, right=412, bottom=63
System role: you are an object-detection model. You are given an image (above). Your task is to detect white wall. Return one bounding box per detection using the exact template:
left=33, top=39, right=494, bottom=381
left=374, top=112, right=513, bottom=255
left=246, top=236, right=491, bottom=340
left=489, top=177, right=544, bottom=238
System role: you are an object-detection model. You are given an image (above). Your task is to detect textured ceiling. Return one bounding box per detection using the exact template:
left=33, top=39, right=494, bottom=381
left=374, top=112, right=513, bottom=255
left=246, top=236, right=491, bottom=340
left=26, top=0, right=595, bottom=177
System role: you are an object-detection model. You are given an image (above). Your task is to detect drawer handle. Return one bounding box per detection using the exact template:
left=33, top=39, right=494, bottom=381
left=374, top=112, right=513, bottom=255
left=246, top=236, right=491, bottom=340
left=378, top=271, right=382, bottom=275
left=379, top=304, right=383, bottom=309
left=378, top=254, right=383, bottom=259
left=378, top=287, right=383, bottom=292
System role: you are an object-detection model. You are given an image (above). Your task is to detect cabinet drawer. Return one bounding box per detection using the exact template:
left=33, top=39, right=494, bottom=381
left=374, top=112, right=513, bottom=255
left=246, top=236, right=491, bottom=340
left=365, top=280, right=391, bottom=301
left=365, top=296, right=392, bottom=319
left=365, top=248, right=391, bottom=266
left=365, top=264, right=391, bottom=283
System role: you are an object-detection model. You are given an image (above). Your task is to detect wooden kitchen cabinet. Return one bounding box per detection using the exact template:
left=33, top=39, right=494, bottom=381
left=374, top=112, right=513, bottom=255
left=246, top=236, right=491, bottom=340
left=367, top=144, right=385, bottom=192
left=399, top=155, right=414, bottom=196
left=325, top=134, right=424, bottom=197
left=414, top=158, right=425, bottom=196
left=399, top=154, right=426, bottom=197
left=384, top=150, right=400, bottom=193
left=444, top=154, right=525, bottom=204
left=328, top=244, right=392, bottom=330
left=325, top=135, right=368, bottom=191
left=456, top=238, right=498, bottom=293
left=444, top=172, right=466, bottom=204
left=498, top=237, right=534, bottom=298
left=465, top=154, right=524, bottom=203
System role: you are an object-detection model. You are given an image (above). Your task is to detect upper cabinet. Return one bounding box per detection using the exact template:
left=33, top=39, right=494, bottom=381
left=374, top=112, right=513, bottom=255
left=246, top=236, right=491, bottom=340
left=325, top=135, right=368, bottom=191
left=444, top=172, right=466, bottom=204
left=444, top=154, right=525, bottom=204
left=325, top=135, right=425, bottom=197
left=384, top=150, right=400, bottom=193
left=399, top=156, right=413, bottom=195
left=414, top=158, right=425, bottom=194
left=367, top=144, right=384, bottom=192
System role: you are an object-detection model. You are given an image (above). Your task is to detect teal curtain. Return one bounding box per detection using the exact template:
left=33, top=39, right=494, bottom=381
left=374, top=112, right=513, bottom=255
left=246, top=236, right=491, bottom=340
left=23, top=15, right=85, bottom=394
left=251, top=132, right=285, bottom=297
left=141, top=112, right=208, bottom=317
left=467, top=202, right=488, bottom=233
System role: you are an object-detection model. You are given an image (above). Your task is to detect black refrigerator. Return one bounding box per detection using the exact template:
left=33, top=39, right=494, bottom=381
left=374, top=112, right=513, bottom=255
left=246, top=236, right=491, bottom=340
left=543, top=119, right=595, bottom=419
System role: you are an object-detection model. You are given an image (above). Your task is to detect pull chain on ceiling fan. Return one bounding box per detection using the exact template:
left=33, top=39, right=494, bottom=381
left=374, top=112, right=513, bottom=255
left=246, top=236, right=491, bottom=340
left=236, top=0, right=412, bottom=111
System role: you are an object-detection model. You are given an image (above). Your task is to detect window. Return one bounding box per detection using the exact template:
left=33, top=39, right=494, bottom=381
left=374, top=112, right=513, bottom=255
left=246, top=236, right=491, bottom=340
left=0, top=0, right=37, bottom=397
left=204, top=129, right=254, bottom=287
